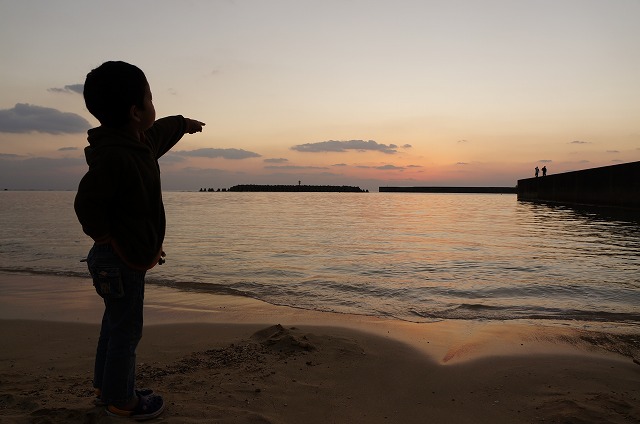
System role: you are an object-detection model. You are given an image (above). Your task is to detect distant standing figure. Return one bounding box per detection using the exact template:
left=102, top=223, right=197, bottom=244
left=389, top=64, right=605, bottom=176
left=542, top=166, right=547, bottom=176
left=535, top=166, right=539, bottom=177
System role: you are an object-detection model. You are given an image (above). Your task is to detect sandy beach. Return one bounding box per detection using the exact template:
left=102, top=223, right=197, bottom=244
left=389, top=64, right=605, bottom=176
left=1, top=273, right=639, bottom=423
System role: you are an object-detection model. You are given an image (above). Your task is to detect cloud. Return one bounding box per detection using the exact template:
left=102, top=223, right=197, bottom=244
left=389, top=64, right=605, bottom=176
left=606, top=150, right=619, bottom=153
left=402, top=144, right=412, bottom=149
left=0, top=155, right=86, bottom=189
left=0, top=103, right=91, bottom=134
left=456, top=162, right=468, bottom=165
left=158, top=152, right=187, bottom=164
left=539, top=159, right=553, bottom=163
left=332, top=163, right=348, bottom=167
left=264, top=165, right=329, bottom=170
left=457, top=139, right=469, bottom=143
left=47, top=84, right=84, bottom=94
left=0, top=153, right=22, bottom=159
left=375, top=164, right=404, bottom=170
left=291, top=140, right=398, bottom=154
left=570, top=140, right=590, bottom=144
left=264, top=158, right=289, bottom=163
left=58, top=147, right=78, bottom=151
left=357, top=164, right=406, bottom=171
left=174, top=148, right=261, bottom=160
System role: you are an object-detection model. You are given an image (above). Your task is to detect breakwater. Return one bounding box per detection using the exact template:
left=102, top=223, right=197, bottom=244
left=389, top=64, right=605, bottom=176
left=379, top=186, right=516, bottom=194
left=228, top=184, right=368, bottom=192
left=517, top=161, right=640, bottom=210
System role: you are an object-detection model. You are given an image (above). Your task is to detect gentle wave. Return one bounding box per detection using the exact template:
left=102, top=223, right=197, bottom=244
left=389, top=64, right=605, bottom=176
left=2, top=264, right=640, bottom=324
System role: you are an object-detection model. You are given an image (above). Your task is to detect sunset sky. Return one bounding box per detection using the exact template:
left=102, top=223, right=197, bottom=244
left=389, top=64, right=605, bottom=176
left=1, top=0, right=638, bottom=192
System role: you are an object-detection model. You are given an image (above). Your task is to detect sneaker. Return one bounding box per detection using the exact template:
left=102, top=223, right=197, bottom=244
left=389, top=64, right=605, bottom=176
left=94, top=388, right=154, bottom=406
left=106, top=393, right=165, bottom=421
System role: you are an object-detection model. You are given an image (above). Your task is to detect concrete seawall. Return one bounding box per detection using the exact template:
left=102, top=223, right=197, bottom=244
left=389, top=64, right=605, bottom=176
left=517, top=161, right=640, bottom=210
left=379, top=186, right=516, bottom=193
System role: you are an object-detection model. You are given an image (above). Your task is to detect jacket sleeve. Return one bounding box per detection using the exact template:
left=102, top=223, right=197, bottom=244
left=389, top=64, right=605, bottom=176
left=145, top=115, right=187, bottom=159
left=74, top=151, right=121, bottom=244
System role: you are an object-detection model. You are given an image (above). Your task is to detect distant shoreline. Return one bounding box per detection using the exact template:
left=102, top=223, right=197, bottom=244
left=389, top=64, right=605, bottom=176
left=202, top=184, right=369, bottom=193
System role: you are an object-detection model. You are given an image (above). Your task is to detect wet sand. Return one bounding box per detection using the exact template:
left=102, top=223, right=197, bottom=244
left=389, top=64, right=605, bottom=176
left=0, top=273, right=638, bottom=423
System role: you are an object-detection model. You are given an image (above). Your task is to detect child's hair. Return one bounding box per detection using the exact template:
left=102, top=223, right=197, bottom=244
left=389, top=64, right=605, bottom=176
left=83, top=61, right=148, bottom=128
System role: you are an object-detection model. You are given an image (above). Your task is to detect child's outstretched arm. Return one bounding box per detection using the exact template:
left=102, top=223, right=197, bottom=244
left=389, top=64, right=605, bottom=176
left=147, top=116, right=206, bottom=158
left=185, top=118, right=205, bottom=134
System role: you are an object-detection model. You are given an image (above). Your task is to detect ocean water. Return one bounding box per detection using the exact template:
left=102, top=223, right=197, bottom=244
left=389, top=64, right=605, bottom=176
left=1, top=190, right=639, bottom=328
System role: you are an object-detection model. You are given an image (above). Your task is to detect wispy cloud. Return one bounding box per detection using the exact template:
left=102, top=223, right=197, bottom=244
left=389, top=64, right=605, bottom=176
left=606, top=150, right=619, bottom=153
left=539, top=159, right=553, bottom=163
left=263, top=158, right=288, bottom=163
left=570, top=140, right=590, bottom=144
left=158, top=153, right=187, bottom=164
left=357, top=164, right=406, bottom=171
left=291, top=140, right=398, bottom=154
left=375, top=164, right=404, bottom=170
left=0, top=153, right=22, bottom=159
left=58, top=147, right=78, bottom=151
left=0, top=103, right=91, bottom=134
left=0, top=155, right=86, bottom=189
left=264, top=165, right=329, bottom=170
left=47, top=84, right=84, bottom=94
left=174, top=148, right=261, bottom=160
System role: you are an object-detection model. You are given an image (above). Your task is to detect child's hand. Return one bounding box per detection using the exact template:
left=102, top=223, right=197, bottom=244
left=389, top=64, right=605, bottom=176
left=185, top=118, right=205, bottom=134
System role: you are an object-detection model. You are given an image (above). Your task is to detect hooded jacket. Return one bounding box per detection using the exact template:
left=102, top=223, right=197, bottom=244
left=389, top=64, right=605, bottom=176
left=74, top=116, right=186, bottom=270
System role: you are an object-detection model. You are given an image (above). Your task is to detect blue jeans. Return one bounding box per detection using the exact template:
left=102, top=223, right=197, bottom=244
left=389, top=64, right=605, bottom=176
left=87, top=243, right=146, bottom=406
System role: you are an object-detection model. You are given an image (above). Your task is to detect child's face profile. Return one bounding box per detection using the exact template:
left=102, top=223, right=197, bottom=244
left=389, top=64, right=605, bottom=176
left=137, top=83, right=156, bottom=131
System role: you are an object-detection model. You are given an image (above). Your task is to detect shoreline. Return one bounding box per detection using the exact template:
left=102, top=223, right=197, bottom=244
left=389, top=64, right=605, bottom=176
left=1, top=272, right=639, bottom=362
left=1, top=272, right=638, bottom=358
left=1, top=273, right=639, bottom=423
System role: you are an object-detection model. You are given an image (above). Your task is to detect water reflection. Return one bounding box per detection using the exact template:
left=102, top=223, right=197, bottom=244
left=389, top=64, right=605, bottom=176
left=0, top=191, right=638, bottom=326
left=518, top=199, right=640, bottom=226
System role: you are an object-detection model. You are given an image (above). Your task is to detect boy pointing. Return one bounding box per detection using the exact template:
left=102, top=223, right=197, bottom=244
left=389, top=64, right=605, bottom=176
left=75, top=61, right=204, bottom=420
